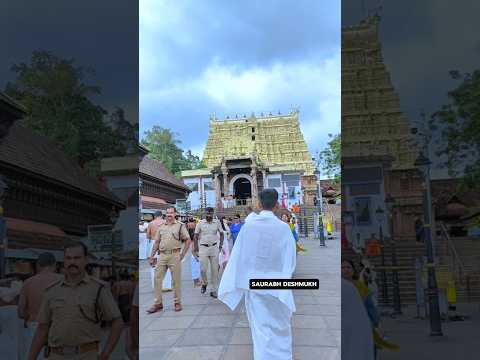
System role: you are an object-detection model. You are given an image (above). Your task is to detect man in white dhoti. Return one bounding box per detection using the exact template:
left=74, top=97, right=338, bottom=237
left=218, top=189, right=296, bottom=360
left=341, top=278, right=375, bottom=360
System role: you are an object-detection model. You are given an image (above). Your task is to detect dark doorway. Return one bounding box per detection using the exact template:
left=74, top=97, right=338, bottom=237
left=233, top=178, right=252, bottom=200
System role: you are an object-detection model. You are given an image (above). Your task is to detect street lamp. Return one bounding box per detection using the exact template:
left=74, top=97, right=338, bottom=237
left=375, top=206, right=388, bottom=305
left=0, top=177, right=7, bottom=278
left=314, top=168, right=325, bottom=246
left=415, top=151, right=443, bottom=336
left=386, top=194, right=402, bottom=315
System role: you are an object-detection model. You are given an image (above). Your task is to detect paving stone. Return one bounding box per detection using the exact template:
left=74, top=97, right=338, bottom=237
left=190, top=315, right=237, bottom=328
left=140, top=330, right=184, bottom=348
left=139, top=346, right=170, bottom=360
left=293, top=328, right=337, bottom=347
left=294, top=346, right=339, bottom=360
left=160, top=305, right=206, bottom=317
left=293, top=315, right=328, bottom=329
left=295, top=304, right=340, bottom=316
left=223, top=345, right=254, bottom=360
left=324, top=316, right=341, bottom=330
left=229, top=327, right=253, bottom=344
left=293, top=295, right=318, bottom=305
left=165, top=346, right=224, bottom=360
left=146, top=316, right=196, bottom=330
left=175, top=328, right=232, bottom=346
left=201, top=303, right=235, bottom=315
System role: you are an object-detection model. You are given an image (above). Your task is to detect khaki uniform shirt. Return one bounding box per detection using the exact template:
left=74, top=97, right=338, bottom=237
left=195, top=219, right=223, bottom=246
left=37, top=275, right=121, bottom=347
left=155, top=220, right=190, bottom=251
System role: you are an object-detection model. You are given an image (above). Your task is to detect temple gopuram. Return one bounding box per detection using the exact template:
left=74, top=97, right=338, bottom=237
left=181, top=110, right=316, bottom=210
left=342, top=15, right=422, bottom=247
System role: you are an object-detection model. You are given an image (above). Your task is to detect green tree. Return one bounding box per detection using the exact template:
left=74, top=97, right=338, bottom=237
left=141, top=126, right=206, bottom=176
left=5, top=50, right=129, bottom=167
left=319, top=133, right=341, bottom=184
left=430, top=70, right=480, bottom=186
left=141, top=126, right=187, bottom=175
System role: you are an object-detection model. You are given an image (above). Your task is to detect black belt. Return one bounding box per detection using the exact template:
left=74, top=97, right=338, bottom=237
left=200, top=243, right=217, bottom=247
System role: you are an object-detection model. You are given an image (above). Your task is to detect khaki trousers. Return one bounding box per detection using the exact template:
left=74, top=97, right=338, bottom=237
left=199, top=245, right=219, bottom=291
left=154, top=253, right=182, bottom=305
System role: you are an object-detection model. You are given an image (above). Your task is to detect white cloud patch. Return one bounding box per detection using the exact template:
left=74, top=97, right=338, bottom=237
left=140, top=0, right=340, bottom=155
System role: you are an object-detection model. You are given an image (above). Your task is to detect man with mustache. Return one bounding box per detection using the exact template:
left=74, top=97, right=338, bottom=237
left=193, top=207, right=224, bottom=298
left=147, top=206, right=191, bottom=313
left=28, top=242, right=123, bottom=360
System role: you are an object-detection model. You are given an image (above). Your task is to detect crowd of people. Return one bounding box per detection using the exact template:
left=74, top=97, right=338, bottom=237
left=0, top=243, right=140, bottom=360
left=139, top=189, right=305, bottom=359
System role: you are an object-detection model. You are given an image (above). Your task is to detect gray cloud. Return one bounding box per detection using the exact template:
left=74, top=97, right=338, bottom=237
left=1, top=0, right=138, bottom=124
left=141, top=0, right=341, bottom=156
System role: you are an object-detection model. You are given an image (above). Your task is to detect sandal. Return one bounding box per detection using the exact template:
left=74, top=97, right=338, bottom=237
left=146, top=304, right=163, bottom=314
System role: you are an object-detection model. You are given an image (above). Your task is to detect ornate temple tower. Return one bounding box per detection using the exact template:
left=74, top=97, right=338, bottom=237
left=182, top=110, right=315, bottom=209
left=342, top=15, right=417, bottom=170
left=342, top=15, right=423, bottom=244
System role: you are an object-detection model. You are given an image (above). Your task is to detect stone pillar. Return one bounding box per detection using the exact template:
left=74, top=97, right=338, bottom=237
left=262, top=170, right=267, bottom=188
left=222, top=168, right=229, bottom=196
left=214, top=173, right=221, bottom=207
left=251, top=167, right=258, bottom=205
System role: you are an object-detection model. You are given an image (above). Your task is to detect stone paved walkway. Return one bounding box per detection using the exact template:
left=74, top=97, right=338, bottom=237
left=139, top=235, right=340, bottom=360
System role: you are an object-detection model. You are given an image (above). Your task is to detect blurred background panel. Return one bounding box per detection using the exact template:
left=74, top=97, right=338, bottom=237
left=342, top=1, right=480, bottom=359
left=1, top=1, right=138, bottom=358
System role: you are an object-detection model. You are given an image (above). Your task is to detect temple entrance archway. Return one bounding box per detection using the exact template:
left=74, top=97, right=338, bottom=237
left=229, top=173, right=253, bottom=202
left=233, top=178, right=252, bottom=200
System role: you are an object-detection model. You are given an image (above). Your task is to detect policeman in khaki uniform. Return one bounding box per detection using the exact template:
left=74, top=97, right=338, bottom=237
left=193, top=207, right=224, bottom=298
left=147, top=206, right=191, bottom=313
left=28, top=242, right=123, bottom=360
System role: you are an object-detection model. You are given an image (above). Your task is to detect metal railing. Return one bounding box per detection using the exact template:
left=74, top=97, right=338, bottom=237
left=438, top=222, right=466, bottom=284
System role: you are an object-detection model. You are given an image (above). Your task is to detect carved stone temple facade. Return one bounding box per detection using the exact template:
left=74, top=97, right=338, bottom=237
left=181, top=110, right=316, bottom=210
left=342, top=15, right=423, bottom=247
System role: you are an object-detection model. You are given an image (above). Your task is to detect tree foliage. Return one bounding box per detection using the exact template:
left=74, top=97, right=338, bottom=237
left=319, top=133, right=341, bottom=183
left=140, top=126, right=204, bottom=176
left=430, top=70, right=480, bottom=186
left=5, top=50, right=136, bottom=167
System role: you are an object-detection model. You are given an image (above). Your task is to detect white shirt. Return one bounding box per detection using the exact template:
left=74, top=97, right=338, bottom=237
left=218, top=210, right=296, bottom=313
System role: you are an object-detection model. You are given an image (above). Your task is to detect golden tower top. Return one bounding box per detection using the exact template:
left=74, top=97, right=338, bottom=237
left=342, top=15, right=417, bottom=170
left=202, top=110, right=315, bottom=175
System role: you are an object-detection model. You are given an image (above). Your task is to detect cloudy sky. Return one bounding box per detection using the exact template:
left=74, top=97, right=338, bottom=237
left=343, top=0, right=480, bottom=177
left=140, top=0, right=341, bottom=158
left=1, top=0, right=138, bottom=124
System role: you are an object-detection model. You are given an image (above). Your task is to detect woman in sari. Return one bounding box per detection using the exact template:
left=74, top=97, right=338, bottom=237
left=341, top=259, right=399, bottom=357
left=281, top=213, right=307, bottom=253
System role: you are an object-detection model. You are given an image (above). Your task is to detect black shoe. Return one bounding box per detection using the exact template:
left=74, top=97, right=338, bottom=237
left=201, top=285, right=207, bottom=294
left=210, top=291, right=217, bottom=298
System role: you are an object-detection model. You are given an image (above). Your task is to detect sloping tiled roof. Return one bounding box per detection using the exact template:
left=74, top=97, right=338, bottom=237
left=140, top=156, right=190, bottom=191
left=0, top=91, right=27, bottom=114
left=0, top=123, right=122, bottom=204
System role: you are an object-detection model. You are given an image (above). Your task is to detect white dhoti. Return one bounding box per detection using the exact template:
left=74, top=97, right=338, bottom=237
left=191, top=254, right=200, bottom=280
left=21, top=321, right=45, bottom=360
left=139, top=233, right=148, bottom=260
left=245, top=292, right=293, bottom=360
